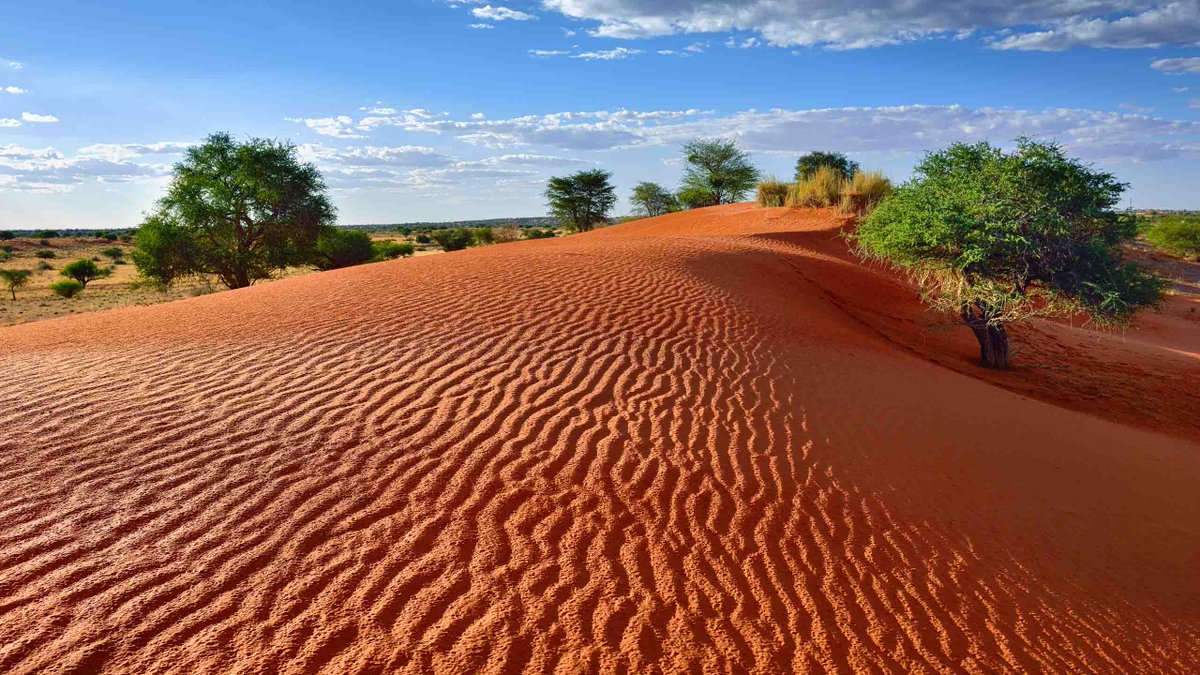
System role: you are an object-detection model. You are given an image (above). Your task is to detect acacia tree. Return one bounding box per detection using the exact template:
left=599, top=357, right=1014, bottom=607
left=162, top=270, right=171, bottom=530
left=0, top=269, right=32, bottom=300
left=61, top=259, right=113, bottom=287
left=854, top=139, right=1164, bottom=369
left=630, top=182, right=679, bottom=217
left=795, top=151, right=860, bottom=182
left=680, top=138, right=759, bottom=207
left=133, top=133, right=336, bottom=289
left=545, top=169, right=617, bottom=232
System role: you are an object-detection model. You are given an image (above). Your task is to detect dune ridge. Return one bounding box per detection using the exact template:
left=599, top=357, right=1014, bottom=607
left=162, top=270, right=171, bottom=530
left=1, top=205, right=1197, bottom=673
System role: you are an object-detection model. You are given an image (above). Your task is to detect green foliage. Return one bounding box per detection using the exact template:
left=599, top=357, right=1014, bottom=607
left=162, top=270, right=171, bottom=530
left=395, top=226, right=412, bottom=235
left=0, top=231, right=14, bottom=240
left=372, top=240, right=415, bottom=261
left=36, top=261, right=52, bottom=271
left=35, top=250, right=56, bottom=259
left=472, top=227, right=495, bottom=246
left=630, top=182, right=679, bottom=217
left=312, top=227, right=374, bottom=270
left=677, top=185, right=717, bottom=210
left=101, top=246, right=125, bottom=260
left=839, top=171, right=893, bottom=215
left=36, top=229, right=60, bottom=239
left=795, top=151, right=860, bottom=182
left=524, top=228, right=556, bottom=240
left=102, top=232, right=119, bottom=241
left=431, top=228, right=473, bottom=252
left=414, top=233, right=432, bottom=244
left=49, top=279, right=84, bottom=298
left=853, top=139, right=1165, bottom=335
left=680, top=138, right=759, bottom=206
left=1145, top=216, right=1200, bottom=260
left=133, top=132, right=336, bottom=289
left=61, top=258, right=113, bottom=287
left=756, top=177, right=790, bottom=207
left=545, top=169, right=617, bottom=232
left=787, top=166, right=845, bottom=207
left=0, top=268, right=33, bottom=299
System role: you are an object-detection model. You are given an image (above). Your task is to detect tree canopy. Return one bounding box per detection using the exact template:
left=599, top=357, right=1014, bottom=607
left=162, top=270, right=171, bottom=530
left=795, top=151, right=860, bottom=182
left=312, top=228, right=374, bottom=270
left=545, top=170, right=617, bottom=232
left=853, top=139, right=1164, bottom=369
left=61, top=259, right=112, bottom=287
left=630, top=182, right=679, bottom=217
left=133, top=132, right=336, bottom=289
left=0, top=269, right=32, bottom=300
left=680, top=138, right=759, bottom=207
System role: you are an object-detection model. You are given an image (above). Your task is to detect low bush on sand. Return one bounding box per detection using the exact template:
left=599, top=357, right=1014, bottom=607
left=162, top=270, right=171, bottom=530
left=372, top=240, right=415, bottom=260
left=787, top=166, right=845, bottom=207
left=756, top=177, right=789, bottom=207
left=492, top=226, right=523, bottom=243
left=525, top=228, right=556, bottom=240
left=1145, top=216, right=1200, bottom=260
left=35, top=250, right=56, bottom=259
left=313, top=228, right=374, bottom=270
left=839, top=171, right=893, bottom=216
left=431, top=228, right=473, bottom=252
left=50, top=279, right=84, bottom=298
left=101, top=247, right=124, bottom=260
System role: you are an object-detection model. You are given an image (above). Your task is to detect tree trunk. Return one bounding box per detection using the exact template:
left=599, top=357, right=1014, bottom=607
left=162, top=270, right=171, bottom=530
left=962, top=306, right=1010, bottom=369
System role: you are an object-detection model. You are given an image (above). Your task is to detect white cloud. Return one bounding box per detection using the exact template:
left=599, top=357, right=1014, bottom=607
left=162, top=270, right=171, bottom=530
left=572, top=47, right=642, bottom=60
left=471, top=5, right=536, bottom=22
left=562, top=28, right=577, bottom=37
left=541, top=0, right=1200, bottom=50
left=76, top=142, right=194, bottom=162
left=1151, top=57, right=1200, bottom=75
left=20, top=112, right=58, bottom=123
left=0, top=143, right=172, bottom=193
left=1191, top=99, right=1200, bottom=110
left=2, top=59, right=20, bottom=70
left=529, top=49, right=571, bottom=57
left=1172, top=86, right=1190, bottom=93
left=0, top=119, right=21, bottom=128
left=468, top=23, right=494, bottom=29
left=2, top=86, right=24, bottom=94
left=1117, top=103, right=1154, bottom=114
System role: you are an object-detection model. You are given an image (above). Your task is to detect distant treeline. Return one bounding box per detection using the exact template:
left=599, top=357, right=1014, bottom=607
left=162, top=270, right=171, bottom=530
left=341, top=217, right=560, bottom=233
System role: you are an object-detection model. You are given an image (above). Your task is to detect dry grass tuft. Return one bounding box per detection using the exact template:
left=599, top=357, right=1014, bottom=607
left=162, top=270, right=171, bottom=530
left=756, top=177, right=790, bottom=207
left=787, top=165, right=845, bottom=208
left=839, top=171, right=893, bottom=216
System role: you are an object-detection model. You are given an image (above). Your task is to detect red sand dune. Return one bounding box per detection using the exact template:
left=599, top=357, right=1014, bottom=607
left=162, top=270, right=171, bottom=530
left=0, top=204, right=1197, bottom=673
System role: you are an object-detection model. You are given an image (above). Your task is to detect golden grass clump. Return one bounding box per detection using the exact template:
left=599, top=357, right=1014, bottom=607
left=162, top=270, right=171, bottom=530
left=491, top=225, right=523, bottom=243
left=756, top=177, right=790, bottom=207
left=839, top=171, right=893, bottom=216
left=787, top=165, right=845, bottom=208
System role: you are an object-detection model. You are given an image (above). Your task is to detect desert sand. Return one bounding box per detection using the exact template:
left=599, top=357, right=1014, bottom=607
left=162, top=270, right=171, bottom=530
left=0, top=204, right=1197, bottom=673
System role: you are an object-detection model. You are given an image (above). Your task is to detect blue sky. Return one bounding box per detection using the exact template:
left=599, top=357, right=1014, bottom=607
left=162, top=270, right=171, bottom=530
left=1, top=0, right=1198, bottom=227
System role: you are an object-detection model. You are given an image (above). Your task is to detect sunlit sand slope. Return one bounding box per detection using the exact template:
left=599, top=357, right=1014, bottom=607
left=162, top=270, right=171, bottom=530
left=1, top=204, right=1196, bottom=673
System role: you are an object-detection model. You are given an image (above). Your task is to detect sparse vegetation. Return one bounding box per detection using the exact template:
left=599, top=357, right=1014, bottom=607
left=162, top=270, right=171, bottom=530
left=524, top=228, right=555, bottom=240
left=1145, top=215, right=1200, bottom=260
left=787, top=166, right=845, bottom=207
left=35, top=250, right=56, bottom=259
left=49, top=279, right=84, bottom=298
left=853, top=139, right=1165, bottom=369
left=472, top=227, right=495, bottom=246
left=313, top=228, right=374, bottom=270
left=680, top=138, right=759, bottom=207
left=756, top=177, right=789, bottom=207
left=431, top=228, right=473, bottom=252
left=491, top=226, right=523, bottom=243
left=61, top=259, right=114, bottom=288
left=796, top=151, right=860, bottom=182
left=36, top=230, right=61, bottom=239
left=134, top=132, right=336, bottom=289
left=630, top=182, right=679, bottom=217
left=372, top=240, right=415, bottom=260
left=677, top=185, right=716, bottom=210
left=101, top=246, right=125, bottom=260
left=1, top=269, right=32, bottom=300
left=839, top=171, right=892, bottom=216
left=545, top=169, right=618, bottom=232
left=0, top=231, right=14, bottom=241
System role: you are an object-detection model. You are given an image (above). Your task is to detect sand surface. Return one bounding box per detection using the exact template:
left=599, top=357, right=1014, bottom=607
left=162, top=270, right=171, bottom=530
left=1, top=204, right=1197, bottom=673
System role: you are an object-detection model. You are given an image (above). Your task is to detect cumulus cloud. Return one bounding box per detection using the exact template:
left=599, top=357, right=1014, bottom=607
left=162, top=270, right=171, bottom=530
left=0, top=143, right=174, bottom=192
left=468, top=23, right=494, bottom=29
left=21, top=112, right=58, bottom=123
left=2, top=59, right=20, bottom=70
left=0, top=118, right=19, bottom=128
left=2, top=86, right=24, bottom=94
left=1151, top=57, right=1200, bottom=75
left=471, top=5, right=536, bottom=21
left=540, top=0, right=1200, bottom=50
left=529, top=49, right=572, bottom=57
left=572, top=47, right=642, bottom=60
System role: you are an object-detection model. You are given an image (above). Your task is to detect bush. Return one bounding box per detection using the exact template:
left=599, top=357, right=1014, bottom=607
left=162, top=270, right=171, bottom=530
left=1, top=269, right=32, bottom=299
left=36, top=230, right=60, bottom=239
left=312, top=228, right=374, bottom=270
left=36, top=261, right=53, bottom=271
left=38, top=239, right=50, bottom=246
left=50, top=280, right=84, bottom=298
left=61, top=258, right=113, bottom=287
left=524, top=228, right=555, bottom=240
left=677, top=185, right=717, bottom=210
left=839, top=171, right=892, bottom=216
left=35, top=250, right=56, bottom=259
left=101, top=247, right=124, bottom=260
left=2, top=245, right=12, bottom=253
left=492, top=226, right=523, bottom=243
left=1145, top=216, right=1200, bottom=260
left=431, top=228, right=473, bottom=252
left=372, top=240, right=415, bottom=260
left=415, top=233, right=432, bottom=244
left=756, top=177, right=790, bottom=207
left=472, top=227, right=495, bottom=246
left=680, top=138, right=759, bottom=205
left=0, top=230, right=14, bottom=240
left=787, top=166, right=845, bottom=207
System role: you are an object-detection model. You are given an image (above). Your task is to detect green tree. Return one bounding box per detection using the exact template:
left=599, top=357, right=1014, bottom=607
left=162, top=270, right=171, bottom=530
left=101, top=247, right=124, bottom=260
left=677, top=185, right=717, bottom=210
left=431, top=228, right=473, bottom=252
left=133, top=132, right=336, bottom=289
left=312, top=228, right=374, bottom=270
left=795, top=151, right=860, bottom=182
left=853, top=139, right=1164, bottom=369
left=372, top=240, right=415, bottom=260
left=630, top=182, right=679, bottom=217
left=545, top=169, right=617, bottom=232
left=0, top=269, right=32, bottom=300
left=680, top=138, right=759, bottom=207
left=61, top=258, right=113, bottom=288
left=0, top=231, right=14, bottom=241
left=1145, top=215, right=1200, bottom=260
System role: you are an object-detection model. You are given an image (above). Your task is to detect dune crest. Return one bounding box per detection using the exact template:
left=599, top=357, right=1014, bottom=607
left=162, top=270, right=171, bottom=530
left=1, top=205, right=1196, bottom=673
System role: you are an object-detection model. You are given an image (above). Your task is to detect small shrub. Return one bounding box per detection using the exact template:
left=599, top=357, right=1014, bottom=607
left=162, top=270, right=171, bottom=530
left=492, top=226, right=523, bottom=243
left=36, top=261, right=53, bottom=271
left=0, top=252, right=7, bottom=263
left=395, top=226, right=412, bottom=235
left=372, top=240, right=415, bottom=261
left=414, top=233, right=432, bottom=244
left=119, top=235, right=132, bottom=242
left=756, top=177, right=790, bottom=207
left=36, top=230, right=60, bottom=239
left=472, top=227, right=495, bottom=246
left=431, top=228, right=473, bottom=252
left=787, top=166, right=845, bottom=208
left=313, top=228, right=374, bottom=270
left=1145, top=216, right=1200, bottom=260
left=0, top=230, right=14, bottom=240
left=524, top=228, right=555, bottom=240
left=38, top=239, right=50, bottom=247
left=2, top=245, right=12, bottom=253
left=677, top=185, right=717, bottom=210
left=35, top=250, right=56, bottom=259
left=101, top=247, right=124, bottom=260
left=839, top=171, right=893, bottom=216
left=103, top=233, right=119, bottom=241
left=114, top=259, right=128, bottom=265
left=50, top=279, right=84, bottom=298
left=61, top=258, right=113, bottom=287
